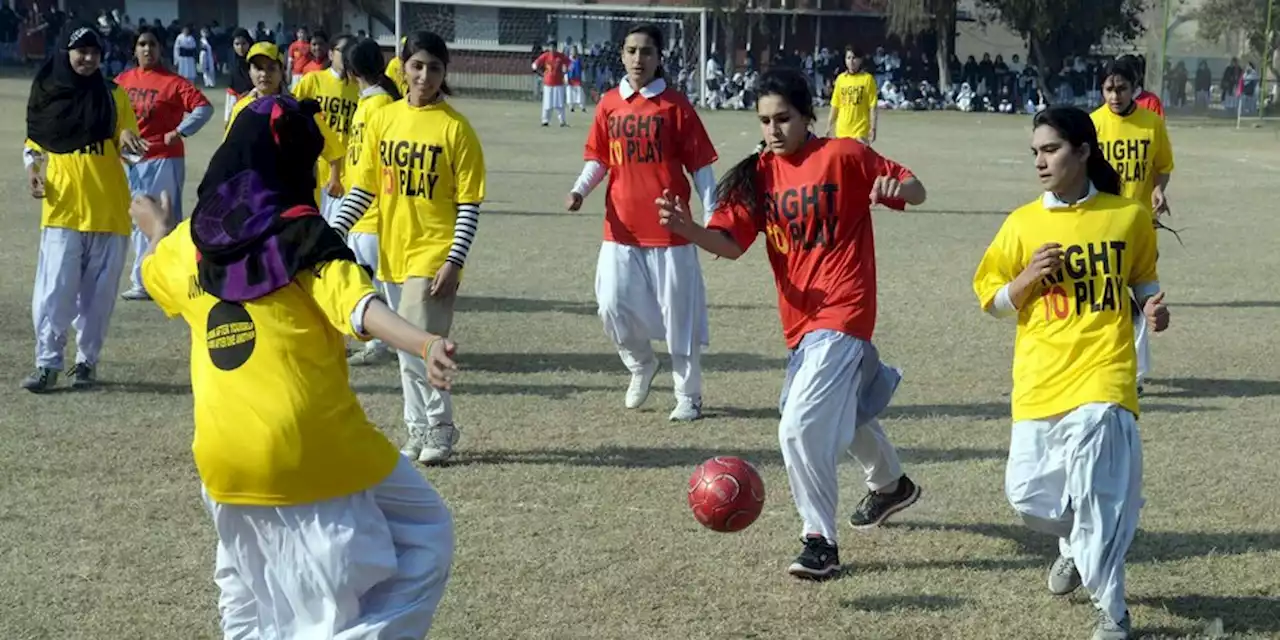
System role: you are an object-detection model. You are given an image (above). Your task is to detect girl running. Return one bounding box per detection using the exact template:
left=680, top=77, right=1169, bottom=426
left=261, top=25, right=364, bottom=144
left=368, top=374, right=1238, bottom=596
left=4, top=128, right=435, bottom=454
left=331, top=31, right=486, bottom=466
left=657, top=69, right=926, bottom=579
left=342, top=36, right=403, bottom=368
left=131, top=94, right=456, bottom=639
left=22, top=24, right=149, bottom=392
left=1090, top=57, right=1175, bottom=391
left=294, top=32, right=360, bottom=222
left=224, top=29, right=254, bottom=123
left=567, top=23, right=718, bottom=422
left=972, top=105, right=1169, bottom=640
left=114, top=25, right=215, bottom=301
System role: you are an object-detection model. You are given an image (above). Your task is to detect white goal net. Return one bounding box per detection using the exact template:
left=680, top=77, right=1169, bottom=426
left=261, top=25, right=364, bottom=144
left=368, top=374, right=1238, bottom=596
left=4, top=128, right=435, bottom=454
left=396, top=0, right=709, bottom=106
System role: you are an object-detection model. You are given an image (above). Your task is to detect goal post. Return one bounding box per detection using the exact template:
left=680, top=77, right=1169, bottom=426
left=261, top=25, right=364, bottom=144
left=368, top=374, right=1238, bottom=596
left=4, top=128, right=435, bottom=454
left=395, top=0, right=709, bottom=106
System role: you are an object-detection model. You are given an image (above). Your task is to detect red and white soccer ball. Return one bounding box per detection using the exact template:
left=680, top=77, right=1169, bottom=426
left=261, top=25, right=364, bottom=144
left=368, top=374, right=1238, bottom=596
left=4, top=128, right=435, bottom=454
left=687, top=456, right=766, bottom=533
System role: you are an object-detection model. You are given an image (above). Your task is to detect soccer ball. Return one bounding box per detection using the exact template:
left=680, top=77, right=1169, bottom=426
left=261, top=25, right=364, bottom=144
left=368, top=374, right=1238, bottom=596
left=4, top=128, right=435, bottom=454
left=687, top=456, right=765, bottom=532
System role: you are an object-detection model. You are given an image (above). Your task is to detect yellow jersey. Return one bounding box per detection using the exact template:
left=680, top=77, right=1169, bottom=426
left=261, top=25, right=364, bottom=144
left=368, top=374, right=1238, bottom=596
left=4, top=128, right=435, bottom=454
left=385, top=56, right=409, bottom=99
left=294, top=69, right=361, bottom=203
left=141, top=219, right=400, bottom=506
left=25, top=85, right=139, bottom=236
left=226, top=92, right=347, bottom=203
left=346, top=88, right=397, bottom=236
left=1090, top=105, right=1174, bottom=208
left=831, top=72, right=878, bottom=140
left=352, top=99, right=486, bottom=284
left=972, top=191, right=1159, bottom=421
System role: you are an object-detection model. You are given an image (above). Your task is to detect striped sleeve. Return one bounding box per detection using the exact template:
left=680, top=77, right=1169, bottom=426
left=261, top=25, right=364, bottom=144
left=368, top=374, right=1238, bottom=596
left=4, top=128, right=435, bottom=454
left=330, top=186, right=375, bottom=239
left=445, top=203, right=480, bottom=267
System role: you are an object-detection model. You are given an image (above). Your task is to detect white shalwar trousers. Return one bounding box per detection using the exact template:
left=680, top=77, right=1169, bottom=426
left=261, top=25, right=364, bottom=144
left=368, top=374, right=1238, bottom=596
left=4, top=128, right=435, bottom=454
left=778, top=329, right=905, bottom=545
left=1132, top=296, right=1151, bottom=384
left=596, top=241, right=709, bottom=401
left=127, top=158, right=186, bottom=291
left=568, top=84, right=585, bottom=109
left=1005, top=402, right=1143, bottom=625
left=541, top=85, right=566, bottom=125
left=348, top=232, right=389, bottom=355
left=204, top=456, right=454, bottom=639
left=31, top=227, right=128, bottom=370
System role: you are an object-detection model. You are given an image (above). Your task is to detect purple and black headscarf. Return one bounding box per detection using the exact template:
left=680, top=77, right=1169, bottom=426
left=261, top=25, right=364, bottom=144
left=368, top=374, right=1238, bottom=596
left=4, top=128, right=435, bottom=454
left=191, top=95, right=357, bottom=302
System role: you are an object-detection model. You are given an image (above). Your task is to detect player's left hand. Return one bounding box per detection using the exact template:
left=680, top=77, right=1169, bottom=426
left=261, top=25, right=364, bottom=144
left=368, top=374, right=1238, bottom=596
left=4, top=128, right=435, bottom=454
left=163, top=130, right=182, bottom=146
left=870, top=175, right=902, bottom=207
left=1151, top=187, right=1170, bottom=218
left=424, top=338, right=458, bottom=390
left=1144, top=291, right=1170, bottom=333
left=119, top=129, right=150, bottom=157
left=326, top=178, right=345, bottom=198
left=431, top=261, right=461, bottom=298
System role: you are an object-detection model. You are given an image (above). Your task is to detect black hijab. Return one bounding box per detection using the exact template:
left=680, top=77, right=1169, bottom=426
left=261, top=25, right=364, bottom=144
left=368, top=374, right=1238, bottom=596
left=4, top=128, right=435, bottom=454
left=229, top=28, right=254, bottom=95
left=191, top=95, right=357, bottom=302
left=27, top=24, right=116, bottom=154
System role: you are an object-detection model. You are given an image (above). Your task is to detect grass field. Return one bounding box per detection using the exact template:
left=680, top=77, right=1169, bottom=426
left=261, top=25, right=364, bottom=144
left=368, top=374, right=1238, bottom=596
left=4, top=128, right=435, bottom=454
left=1, top=79, right=1279, bottom=639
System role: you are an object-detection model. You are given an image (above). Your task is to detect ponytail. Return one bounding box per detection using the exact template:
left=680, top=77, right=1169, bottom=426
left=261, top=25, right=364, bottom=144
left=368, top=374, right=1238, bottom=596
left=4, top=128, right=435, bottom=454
left=377, top=73, right=403, bottom=101
left=1085, top=151, right=1122, bottom=196
left=715, top=146, right=764, bottom=220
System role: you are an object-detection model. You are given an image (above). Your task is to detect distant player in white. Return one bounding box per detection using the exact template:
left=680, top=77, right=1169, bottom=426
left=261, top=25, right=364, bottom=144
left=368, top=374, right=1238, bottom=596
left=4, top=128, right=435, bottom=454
left=172, top=25, right=198, bottom=84
left=566, top=46, right=586, bottom=112
left=566, top=24, right=719, bottom=421
left=532, top=42, right=568, bottom=127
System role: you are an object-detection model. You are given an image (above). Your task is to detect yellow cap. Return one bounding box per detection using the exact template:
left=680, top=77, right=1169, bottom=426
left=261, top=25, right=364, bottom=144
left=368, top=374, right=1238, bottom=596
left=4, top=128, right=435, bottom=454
left=247, top=41, right=283, bottom=65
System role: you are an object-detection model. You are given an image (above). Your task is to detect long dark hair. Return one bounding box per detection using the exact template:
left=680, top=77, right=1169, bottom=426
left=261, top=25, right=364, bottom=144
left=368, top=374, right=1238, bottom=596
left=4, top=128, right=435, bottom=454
left=714, top=69, right=816, bottom=221
left=1032, top=105, right=1122, bottom=196
left=401, top=30, right=452, bottom=97
left=331, top=33, right=354, bottom=81
left=625, top=23, right=665, bottom=79
left=348, top=37, right=402, bottom=100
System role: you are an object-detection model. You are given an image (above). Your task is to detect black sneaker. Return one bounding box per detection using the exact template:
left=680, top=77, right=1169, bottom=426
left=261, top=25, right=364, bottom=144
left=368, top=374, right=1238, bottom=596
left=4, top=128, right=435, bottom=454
left=787, top=534, right=840, bottom=580
left=21, top=368, right=58, bottom=393
left=849, top=475, right=921, bottom=530
left=70, top=363, right=96, bottom=389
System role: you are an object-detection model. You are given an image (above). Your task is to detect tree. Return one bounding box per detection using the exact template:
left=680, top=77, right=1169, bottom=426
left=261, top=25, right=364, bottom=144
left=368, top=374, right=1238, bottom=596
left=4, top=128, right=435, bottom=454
left=883, top=0, right=958, bottom=91
left=979, top=0, right=1147, bottom=100
left=1195, top=0, right=1275, bottom=59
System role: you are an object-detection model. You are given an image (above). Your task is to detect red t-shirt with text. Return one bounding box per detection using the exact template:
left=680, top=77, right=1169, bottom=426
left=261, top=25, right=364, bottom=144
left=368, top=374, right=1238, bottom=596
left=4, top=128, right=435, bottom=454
left=289, top=40, right=311, bottom=74
left=534, top=51, right=568, bottom=86
left=115, top=67, right=212, bottom=160
left=707, top=137, right=915, bottom=348
left=1135, top=90, right=1165, bottom=118
left=585, top=85, right=719, bottom=247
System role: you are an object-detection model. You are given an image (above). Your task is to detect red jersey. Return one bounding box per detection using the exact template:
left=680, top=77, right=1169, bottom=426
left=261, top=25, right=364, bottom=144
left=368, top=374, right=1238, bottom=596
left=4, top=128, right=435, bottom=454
left=707, top=137, right=915, bottom=348
left=534, top=51, right=568, bottom=86
left=289, top=40, right=311, bottom=74
left=1135, top=90, right=1165, bottom=118
left=585, top=81, right=719, bottom=247
left=300, top=57, right=328, bottom=75
left=115, top=66, right=212, bottom=160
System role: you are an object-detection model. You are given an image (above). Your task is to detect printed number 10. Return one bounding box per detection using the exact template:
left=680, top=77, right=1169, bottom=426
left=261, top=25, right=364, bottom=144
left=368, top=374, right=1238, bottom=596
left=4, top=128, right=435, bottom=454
left=1042, top=285, right=1069, bottom=321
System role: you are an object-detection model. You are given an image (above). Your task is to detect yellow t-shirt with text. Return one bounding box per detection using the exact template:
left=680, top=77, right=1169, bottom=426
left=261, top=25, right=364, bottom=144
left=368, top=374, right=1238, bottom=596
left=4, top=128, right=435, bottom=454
left=972, top=192, right=1159, bottom=422
left=1090, top=105, right=1174, bottom=209
left=294, top=69, right=361, bottom=202
left=832, top=72, right=878, bottom=140
left=25, top=85, right=139, bottom=236
left=353, top=99, right=486, bottom=284
left=347, top=90, right=397, bottom=235
left=385, top=56, right=409, bottom=99
left=140, top=219, right=400, bottom=506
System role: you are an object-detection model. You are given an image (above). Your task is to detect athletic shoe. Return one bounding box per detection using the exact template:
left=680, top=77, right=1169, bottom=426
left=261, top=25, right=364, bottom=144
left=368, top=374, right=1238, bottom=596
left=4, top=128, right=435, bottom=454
left=419, top=423, right=460, bottom=465
left=669, top=397, right=703, bottom=422
left=1093, top=608, right=1131, bottom=640
left=400, top=424, right=426, bottom=460
left=1048, top=555, right=1082, bottom=595
left=348, top=346, right=393, bottom=367
left=70, top=363, right=96, bottom=389
left=624, top=359, right=660, bottom=409
left=848, top=475, right=921, bottom=529
left=787, top=534, right=840, bottom=580
left=121, top=287, right=151, bottom=301
left=20, top=368, right=58, bottom=394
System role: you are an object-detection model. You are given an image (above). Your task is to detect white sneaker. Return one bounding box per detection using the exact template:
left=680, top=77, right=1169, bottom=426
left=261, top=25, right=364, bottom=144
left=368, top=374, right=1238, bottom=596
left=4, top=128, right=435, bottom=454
left=121, top=287, right=151, bottom=301
left=348, top=345, right=392, bottom=367
left=624, top=359, right=660, bottom=409
left=419, top=423, right=460, bottom=465
left=669, top=397, right=703, bottom=422
left=400, top=425, right=426, bottom=460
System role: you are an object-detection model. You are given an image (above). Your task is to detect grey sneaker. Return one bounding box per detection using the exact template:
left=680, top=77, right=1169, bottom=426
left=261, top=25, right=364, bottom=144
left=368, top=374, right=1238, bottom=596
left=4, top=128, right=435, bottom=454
left=347, top=345, right=393, bottom=367
left=669, top=397, right=703, bottom=422
left=419, top=423, right=460, bottom=465
left=121, top=287, right=151, bottom=301
left=1048, top=555, right=1082, bottom=595
left=21, top=367, right=58, bottom=393
left=400, top=424, right=427, bottom=460
left=70, top=363, right=96, bottom=389
left=1093, top=608, right=1131, bottom=640
left=624, top=360, right=660, bottom=409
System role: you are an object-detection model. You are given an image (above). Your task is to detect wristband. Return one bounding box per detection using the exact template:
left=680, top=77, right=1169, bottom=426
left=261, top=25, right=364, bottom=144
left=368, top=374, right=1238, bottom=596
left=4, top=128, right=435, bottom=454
left=421, top=337, right=441, bottom=361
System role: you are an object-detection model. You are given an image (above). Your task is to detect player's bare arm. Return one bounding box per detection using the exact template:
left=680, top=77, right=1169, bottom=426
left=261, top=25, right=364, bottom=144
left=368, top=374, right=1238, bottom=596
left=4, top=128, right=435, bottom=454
left=361, top=300, right=458, bottom=389
left=870, top=175, right=927, bottom=207
left=1152, top=173, right=1171, bottom=216
left=655, top=189, right=743, bottom=259
left=129, top=191, right=175, bottom=260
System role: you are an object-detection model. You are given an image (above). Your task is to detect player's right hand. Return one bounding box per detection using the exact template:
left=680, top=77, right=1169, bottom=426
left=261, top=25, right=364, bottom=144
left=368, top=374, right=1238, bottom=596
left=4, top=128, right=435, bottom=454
left=656, top=188, right=694, bottom=234
left=27, top=170, right=44, bottom=199
left=425, top=338, right=458, bottom=390
left=1021, top=242, right=1064, bottom=281
left=566, top=191, right=583, bottom=211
